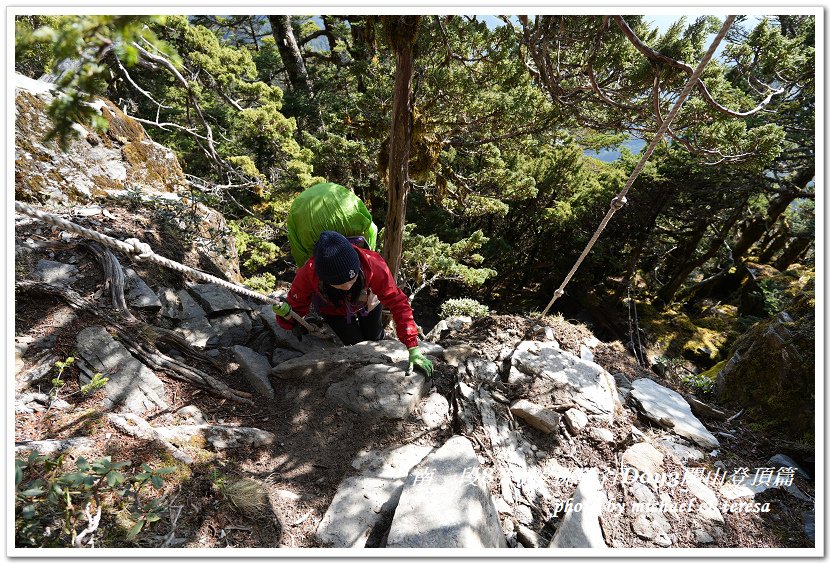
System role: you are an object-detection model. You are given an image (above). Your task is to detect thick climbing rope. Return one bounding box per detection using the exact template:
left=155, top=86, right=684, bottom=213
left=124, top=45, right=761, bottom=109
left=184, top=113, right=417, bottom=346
left=540, top=15, right=737, bottom=316
left=14, top=200, right=317, bottom=333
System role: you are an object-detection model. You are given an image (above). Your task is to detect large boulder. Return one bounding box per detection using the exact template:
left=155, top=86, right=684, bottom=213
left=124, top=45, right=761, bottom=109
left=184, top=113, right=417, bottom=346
left=715, top=307, right=815, bottom=442
left=14, top=73, right=241, bottom=282
left=386, top=435, right=506, bottom=548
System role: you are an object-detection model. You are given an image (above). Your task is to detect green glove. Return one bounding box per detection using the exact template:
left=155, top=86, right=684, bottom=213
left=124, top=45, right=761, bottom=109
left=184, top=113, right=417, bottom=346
left=272, top=301, right=292, bottom=318
left=408, top=346, right=433, bottom=379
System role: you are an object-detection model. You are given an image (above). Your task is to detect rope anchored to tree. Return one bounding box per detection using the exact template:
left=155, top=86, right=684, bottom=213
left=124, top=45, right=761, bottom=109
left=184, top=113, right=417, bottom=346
left=14, top=200, right=318, bottom=333
left=540, top=15, right=736, bottom=317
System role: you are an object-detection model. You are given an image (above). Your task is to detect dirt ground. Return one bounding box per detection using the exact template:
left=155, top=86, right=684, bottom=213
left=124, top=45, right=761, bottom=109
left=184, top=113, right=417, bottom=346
left=13, top=206, right=815, bottom=550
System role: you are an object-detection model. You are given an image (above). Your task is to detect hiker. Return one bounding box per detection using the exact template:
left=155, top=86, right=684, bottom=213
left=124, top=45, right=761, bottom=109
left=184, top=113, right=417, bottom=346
left=273, top=230, right=434, bottom=378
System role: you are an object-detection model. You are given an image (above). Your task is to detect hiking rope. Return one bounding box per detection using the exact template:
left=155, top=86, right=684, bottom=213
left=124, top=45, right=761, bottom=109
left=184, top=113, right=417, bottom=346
left=14, top=200, right=317, bottom=333
left=540, top=15, right=736, bottom=316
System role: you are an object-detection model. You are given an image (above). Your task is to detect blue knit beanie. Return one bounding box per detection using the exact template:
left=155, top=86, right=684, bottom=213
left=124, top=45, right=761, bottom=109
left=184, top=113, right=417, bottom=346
left=313, top=231, right=361, bottom=285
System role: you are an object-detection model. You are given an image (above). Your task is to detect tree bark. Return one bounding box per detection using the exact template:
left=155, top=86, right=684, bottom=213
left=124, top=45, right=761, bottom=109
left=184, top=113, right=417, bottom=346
left=380, top=16, right=421, bottom=282
left=773, top=236, right=812, bottom=271
left=269, top=15, right=313, bottom=96
left=657, top=206, right=744, bottom=304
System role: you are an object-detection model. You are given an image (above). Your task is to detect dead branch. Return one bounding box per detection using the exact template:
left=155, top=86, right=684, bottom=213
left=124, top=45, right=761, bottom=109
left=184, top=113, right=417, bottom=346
left=613, top=15, right=785, bottom=118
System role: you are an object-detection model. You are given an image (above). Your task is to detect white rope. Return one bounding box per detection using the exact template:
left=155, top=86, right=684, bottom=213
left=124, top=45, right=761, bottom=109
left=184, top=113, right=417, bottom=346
left=540, top=15, right=737, bottom=316
left=15, top=200, right=316, bottom=332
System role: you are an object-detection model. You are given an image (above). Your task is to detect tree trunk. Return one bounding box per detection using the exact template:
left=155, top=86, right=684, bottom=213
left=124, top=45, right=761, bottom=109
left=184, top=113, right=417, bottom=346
left=657, top=206, right=744, bottom=304
left=773, top=236, right=812, bottom=271
left=269, top=15, right=313, bottom=96
left=731, top=166, right=813, bottom=261
left=380, top=16, right=420, bottom=282
left=269, top=15, right=322, bottom=130
left=758, top=222, right=791, bottom=263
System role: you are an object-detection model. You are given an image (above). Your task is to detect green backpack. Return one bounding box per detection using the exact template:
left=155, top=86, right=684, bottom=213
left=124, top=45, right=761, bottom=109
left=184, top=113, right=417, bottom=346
left=286, top=182, right=378, bottom=266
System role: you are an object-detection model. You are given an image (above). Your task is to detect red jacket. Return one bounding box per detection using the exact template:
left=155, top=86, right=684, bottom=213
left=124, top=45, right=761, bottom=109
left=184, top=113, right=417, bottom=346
left=277, top=246, right=419, bottom=349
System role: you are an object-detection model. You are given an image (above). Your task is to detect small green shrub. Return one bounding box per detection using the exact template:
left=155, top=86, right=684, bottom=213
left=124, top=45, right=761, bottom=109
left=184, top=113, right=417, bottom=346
left=15, top=453, right=175, bottom=547
left=80, top=372, right=109, bottom=395
left=440, top=298, right=489, bottom=320
left=243, top=272, right=277, bottom=295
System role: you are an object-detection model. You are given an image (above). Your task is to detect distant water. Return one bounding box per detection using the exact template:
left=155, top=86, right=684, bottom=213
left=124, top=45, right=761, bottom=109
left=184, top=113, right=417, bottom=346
left=587, top=138, right=646, bottom=162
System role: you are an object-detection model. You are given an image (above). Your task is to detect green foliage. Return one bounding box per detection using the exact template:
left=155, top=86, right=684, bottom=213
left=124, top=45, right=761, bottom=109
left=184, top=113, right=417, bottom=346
left=49, top=356, right=74, bottom=403
left=399, top=224, right=496, bottom=301
left=80, top=372, right=109, bottom=396
left=440, top=298, right=490, bottom=320
left=15, top=453, right=174, bottom=547
left=229, top=220, right=279, bottom=274
left=243, top=272, right=277, bottom=295
left=15, top=15, right=177, bottom=149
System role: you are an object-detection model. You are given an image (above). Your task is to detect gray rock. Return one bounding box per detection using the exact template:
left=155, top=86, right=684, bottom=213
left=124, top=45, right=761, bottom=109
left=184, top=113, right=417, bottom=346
left=511, top=341, right=617, bottom=421
left=683, top=470, right=719, bottom=509
left=157, top=287, right=182, bottom=320
left=386, top=435, right=506, bottom=548
left=510, top=399, right=561, bottom=434
left=177, top=289, right=207, bottom=320
left=629, top=378, right=719, bottom=450
left=188, top=283, right=247, bottom=315
left=424, top=315, right=473, bottom=342
left=655, top=436, right=705, bottom=463
left=632, top=511, right=672, bottom=546
left=75, top=326, right=168, bottom=414
left=318, top=444, right=432, bottom=548
left=124, top=267, right=161, bottom=311
left=350, top=444, right=434, bottom=479
left=622, top=443, right=664, bottom=476
left=613, top=372, right=632, bottom=390
left=549, top=468, right=607, bottom=548
left=175, top=316, right=219, bottom=348
left=696, top=503, right=724, bottom=525
left=154, top=424, right=275, bottom=450
left=588, top=427, right=615, bottom=443
left=272, top=343, right=393, bottom=379
left=768, top=453, right=811, bottom=480
left=443, top=344, right=478, bottom=367
left=517, top=524, right=543, bottom=548
left=694, top=529, right=714, bottom=544
left=33, top=259, right=79, bottom=285
left=564, top=408, right=589, bottom=435
left=326, top=364, right=429, bottom=419
left=419, top=341, right=445, bottom=358
left=15, top=437, right=96, bottom=456
left=232, top=346, right=275, bottom=400
left=210, top=312, right=253, bottom=347
left=316, top=475, right=405, bottom=547
left=272, top=347, right=303, bottom=365
left=420, top=392, right=449, bottom=429
left=579, top=345, right=594, bottom=363
left=804, top=510, right=815, bottom=542
left=466, top=357, right=500, bottom=382
left=174, top=405, right=207, bottom=425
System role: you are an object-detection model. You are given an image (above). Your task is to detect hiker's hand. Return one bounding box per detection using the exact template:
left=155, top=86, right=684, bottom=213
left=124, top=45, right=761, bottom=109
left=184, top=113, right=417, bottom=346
left=408, top=346, right=433, bottom=379
left=292, top=324, right=308, bottom=341
left=273, top=301, right=292, bottom=318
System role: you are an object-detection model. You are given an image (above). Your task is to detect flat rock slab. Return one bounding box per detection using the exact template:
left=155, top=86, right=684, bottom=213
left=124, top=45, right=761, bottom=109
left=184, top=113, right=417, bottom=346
left=272, top=347, right=303, bottom=365
left=188, top=283, right=249, bottom=315
left=154, top=424, right=275, bottom=450
left=176, top=316, right=219, bottom=348
left=510, top=341, right=616, bottom=421
left=549, top=468, right=608, bottom=548
left=33, top=259, right=79, bottom=285
left=655, top=436, right=704, bottom=463
left=510, top=399, right=561, bottom=434
left=15, top=437, right=96, bottom=456
left=386, top=435, right=506, bottom=548
left=420, top=392, right=450, bottom=429
left=351, top=444, right=435, bottom=479
left=75, top=325, right=168, bottom=414
left=232, top=345, right=275, bottom=399
left=317, top=445, right=432, bottom=548
left=326, top=364, right=429, bottom=419
left=210, top=312, right=253, bottom=347
left=272, top=344, right=393, bottom=379
left=629, top=378, right=719, bottom=450
left=124, top=267, right=161, bottom=311
left=622, top=442, right=665, bottom=475
left=466, top=357, right=500, bottom=382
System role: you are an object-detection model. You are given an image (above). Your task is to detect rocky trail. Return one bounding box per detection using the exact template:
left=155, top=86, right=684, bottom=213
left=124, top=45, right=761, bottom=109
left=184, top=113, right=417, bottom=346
left=14, top=208, right=816, bottom=550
